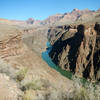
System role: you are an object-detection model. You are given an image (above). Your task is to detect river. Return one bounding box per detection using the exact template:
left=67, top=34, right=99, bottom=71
left=41, top=42, right=72, bottom=79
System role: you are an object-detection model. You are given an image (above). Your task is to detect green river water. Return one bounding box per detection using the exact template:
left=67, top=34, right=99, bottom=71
left=42, top=42, right=87, bottom=84
left=42, top=42, right=73, bottom=80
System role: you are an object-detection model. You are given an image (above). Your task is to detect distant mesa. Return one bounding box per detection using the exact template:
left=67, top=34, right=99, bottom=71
left=97, top=8, right=100, bottom=12
left=26, top=18, right=34, bottom=24
left=73, top=8, right=80, bottom=11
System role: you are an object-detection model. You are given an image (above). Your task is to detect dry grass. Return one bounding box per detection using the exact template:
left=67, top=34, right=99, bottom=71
left=22, top=89, right=36, bottom=100
left=16, top=67, right=28, bottom=82
left=66, top=76, right=100, bottom=100
left=0, top=59, right=16, bottom=79
left=21, top=78, right=43, bottom=91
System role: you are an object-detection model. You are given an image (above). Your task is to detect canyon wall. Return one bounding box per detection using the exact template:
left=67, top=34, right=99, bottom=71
left=48, top=23, right=100, bottom=81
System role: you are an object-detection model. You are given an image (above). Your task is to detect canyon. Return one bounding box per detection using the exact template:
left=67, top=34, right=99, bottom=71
left=0, top=8, right=100, bottom=100
left=48, top=22, right=100, bottom=81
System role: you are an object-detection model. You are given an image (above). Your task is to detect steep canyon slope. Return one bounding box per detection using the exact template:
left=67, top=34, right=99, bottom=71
left=48, top=22, right=100, bottom=81
left=0, top=23, right=73, bottom=100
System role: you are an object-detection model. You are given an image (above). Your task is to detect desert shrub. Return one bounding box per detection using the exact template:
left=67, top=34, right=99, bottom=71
left=16, top=67, right=28, bottom=82
left=22, top=90, right=36, bottom=100
left=0, top=59, right=16, bottom=79
left=66, top=76, right=100, bottom=100
left=21, top=79, right=43, bottom=91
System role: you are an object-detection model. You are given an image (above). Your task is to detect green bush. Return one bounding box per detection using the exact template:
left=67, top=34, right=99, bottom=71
left=16, top=67, right=28, bottom=82
left=21, top=79, right=43, bottom=91
left=22, top=90, right=36, bottom=100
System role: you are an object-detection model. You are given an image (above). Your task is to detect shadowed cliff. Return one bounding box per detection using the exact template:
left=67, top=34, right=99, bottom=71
left=49, top=23, right=100, bottom=81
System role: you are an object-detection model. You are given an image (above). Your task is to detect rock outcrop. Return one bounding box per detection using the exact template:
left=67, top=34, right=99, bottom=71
left=26, top=18, right=41, bottom=25
left=42, top=8, right=100, bottom=26
left=41, top=14, right=63, bottom=25
left=0, top=24, right=24, bottom=58
left=49, top=23, right=100, bottom=81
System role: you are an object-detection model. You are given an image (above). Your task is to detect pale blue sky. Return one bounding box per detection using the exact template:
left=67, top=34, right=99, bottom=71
left=0, top=0, right=100, bottom=20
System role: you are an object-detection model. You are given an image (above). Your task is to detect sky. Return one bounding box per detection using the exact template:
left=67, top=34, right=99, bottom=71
left=0, top=0, right=100, bottom=20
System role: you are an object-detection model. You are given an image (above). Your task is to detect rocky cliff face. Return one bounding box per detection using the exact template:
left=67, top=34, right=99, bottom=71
left=49, top=23, right=100, bottom=81
left=0, top=24, right=24, bottom=59
left=0, top=35, right=24, bottom=58
left=43, top=8, right=100, bottom=26
left=41, top=14, right=63, bottom=25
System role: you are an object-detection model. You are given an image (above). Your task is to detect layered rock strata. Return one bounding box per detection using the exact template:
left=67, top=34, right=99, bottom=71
left=49, top=23, right=100, bottom=81
left=0, top=24, right=23, bottom=58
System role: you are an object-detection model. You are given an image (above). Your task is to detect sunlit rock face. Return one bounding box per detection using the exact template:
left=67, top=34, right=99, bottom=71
left=0, top=24, right=24, bottom=59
